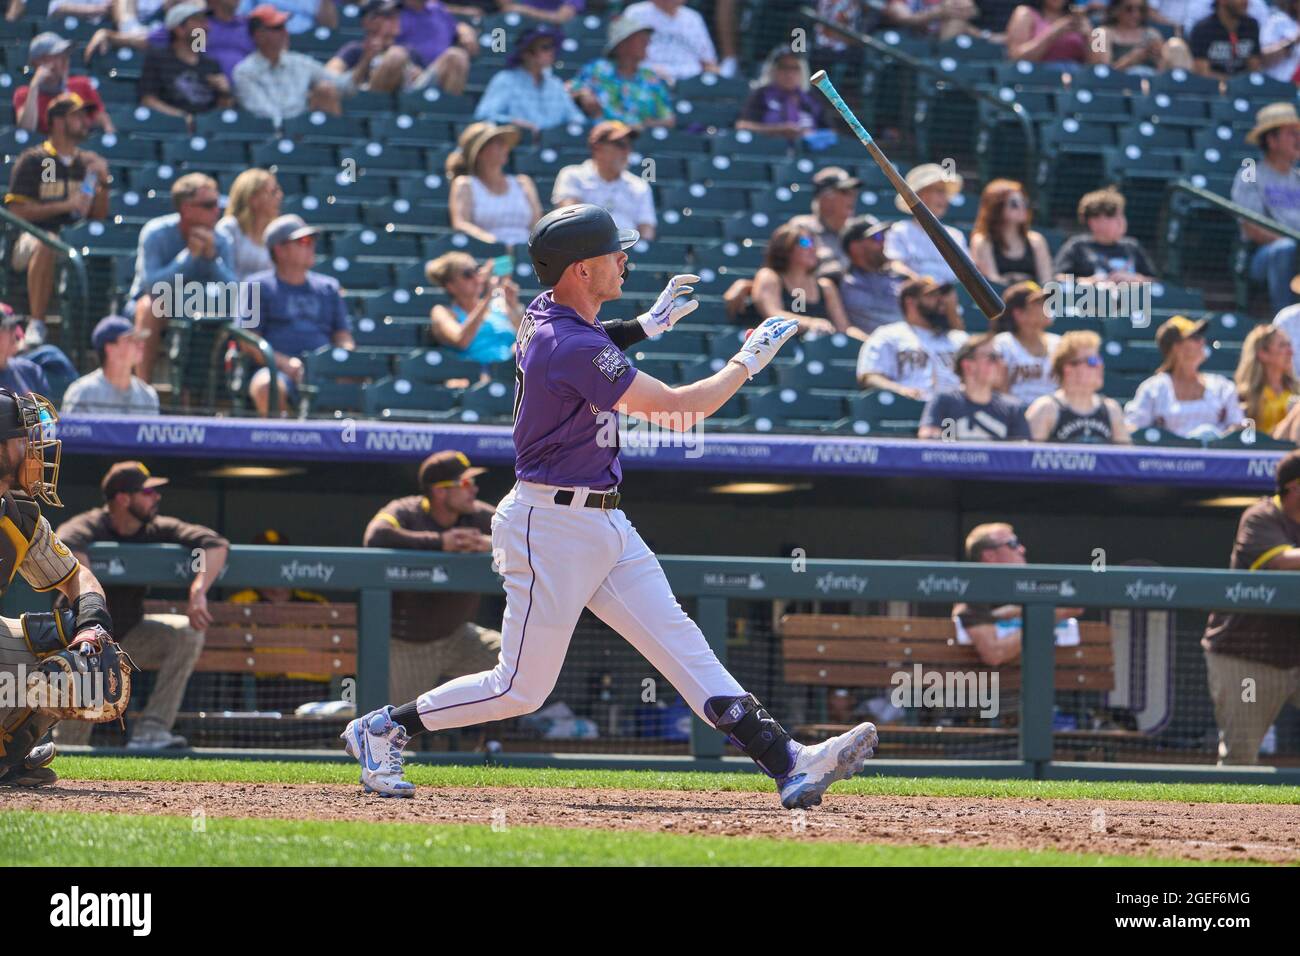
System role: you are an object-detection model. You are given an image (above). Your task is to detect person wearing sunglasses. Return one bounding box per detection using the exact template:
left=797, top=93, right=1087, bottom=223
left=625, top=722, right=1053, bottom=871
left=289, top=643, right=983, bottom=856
left=836, top=216, right=917, bottom=336
left=1100, top=0, right=1193, bottom=71
left=1233, top=103, right=1300, bottom=314
left=953, top=523, right=1085, bottom=667
left=425, top=251, right=523, bottom=366
left=747, top=222, right=853, bottom=338
left=129, top=173, right=237, bottom=383
left=970, top=179, right=1052, bottom=286
left=363, top=450, right=502, bottom=713
left=918, top=332, right=1030, bottom=441
left=1026, top=330, right=1130, bottom=442
left=473, top=24, right=585, bottom=134
left=858, top=275, right=967, bottom=399
left=1052, top=188, right=1155, bottom=287
left=55, top=460, right=231, bottom=750
left=1234, top=323, right=1300, bottom=441
left=1126, top=315, right=1245, bottom=439
left=243, top=214, right=354, bottom=416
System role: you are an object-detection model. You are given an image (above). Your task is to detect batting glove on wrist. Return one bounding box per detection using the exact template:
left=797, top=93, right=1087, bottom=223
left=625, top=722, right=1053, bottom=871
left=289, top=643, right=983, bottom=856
left=637, top=274, right=701, bottom=337
left=729, top=316, right=800, bottom=379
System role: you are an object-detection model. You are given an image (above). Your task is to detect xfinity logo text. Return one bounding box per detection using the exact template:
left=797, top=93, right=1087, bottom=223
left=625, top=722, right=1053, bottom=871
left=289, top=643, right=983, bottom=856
left=815, top=572, right=869, bottom=595
left=1225, top=582, right=1276, bottom=605
left=280, top=561, right=336, bottom=584
left=50, top=886, right=151, bottom=936
left=916, top=574, right=970, bottom=597
left=1125, top=579, right=1177, bottom=603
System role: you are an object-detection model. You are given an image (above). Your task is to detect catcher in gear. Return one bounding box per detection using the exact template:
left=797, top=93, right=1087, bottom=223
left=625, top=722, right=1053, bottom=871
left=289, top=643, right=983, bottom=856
left=0, top=388, right=132, bottom=788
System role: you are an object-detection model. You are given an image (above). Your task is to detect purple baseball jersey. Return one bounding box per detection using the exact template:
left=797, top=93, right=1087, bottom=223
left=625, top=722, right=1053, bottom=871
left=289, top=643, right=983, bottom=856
left=512, top=292, right=638, bottom=489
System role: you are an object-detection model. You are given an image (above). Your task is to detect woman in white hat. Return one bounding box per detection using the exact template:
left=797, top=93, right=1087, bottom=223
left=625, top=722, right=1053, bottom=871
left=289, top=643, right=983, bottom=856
left=1126, top=315, right=1244, bottom=439
left=447, top=122, right=543, bottom=247
left=883, top=163, right=969, bottom=286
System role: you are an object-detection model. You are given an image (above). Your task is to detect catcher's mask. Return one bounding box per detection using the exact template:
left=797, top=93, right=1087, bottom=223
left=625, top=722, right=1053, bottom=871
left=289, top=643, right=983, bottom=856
left=0, top=389, right=61, bottom=507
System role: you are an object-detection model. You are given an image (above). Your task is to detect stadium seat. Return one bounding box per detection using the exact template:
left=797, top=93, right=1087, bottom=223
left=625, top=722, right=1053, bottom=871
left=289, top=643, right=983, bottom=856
left=362, top=197, right=445, bottom=231
left=1130, top=93, right=1210, bottom=128
left=1146, top=68, right=1222, bottom=99
left=332, top=228, right=423, bottom=263
left=1100, top=338, right=1160, bottom=372
left=844, top=390, right=926, bottom=434
left=305, top=345, right=393, bottom=382
left=709, top=129, right=796, bottom=162
left=630, top=356, right=681, bottom=384
left=797, top=332, right=861, bottom=364
left=676, top=73, right=750, bottom=101
left=251, top=140, right=338, bottom=173
left=273, top=113, right=363, bottom=151
left=342, top=140, right=427, bottom=174
left=305, top=172, right=399, bottom=204
left=421, top=233, right=508, bottom=261
left=745, top=387, right=845, bottom=432
left=995, top=60, right=1069, bottom=92
left=394, top=173, right=451, bottom=207
left=352, top=315, right=427, bottom=349
left=699, top=239, right=766, bottom=271
left=456, top=380, right=515, bottom=423
left=282, top=194, right=365, bottom=229
left=1207, top=430, right=1295, bottom=450
left=634, top=327, right=710, bottom=357
left=638, top=126, right=711, bottom=157
left=936, top=32, right=1004, bottom=62
left=1202, top=342, right=1241, bottom=373
left=369, top=114, right=452, bottom=147
left=1225, top=71, right=1296, bottom=105
left=1130, top=425, right=1202, bottom=447
left=743, top=187, right=806, bottom=222
left=1208, top=97, right=1258, bottom=130
left=110, top=190, right=173, bottom=223
left=773, top=359, right=859, bottom=391
left=1057, top=89, right=1132, bottom=124
left=396, top=348, right=483, bottom=384
left=62, top=219, right=140, bottom=255
left=160, top=136, right=250, bottom=172
left=365, top=377, right=460, bottom=420
left=396, top=88, right=477, bottom=121
left=687, top=155, right=775, bottom=187
left=195, top=109, right=278, bottom=143
left=313, top=258, right=392, bottom=292
left=83, top=132, right=159, bottom=168
left=111, top=106, right=189, bottom=139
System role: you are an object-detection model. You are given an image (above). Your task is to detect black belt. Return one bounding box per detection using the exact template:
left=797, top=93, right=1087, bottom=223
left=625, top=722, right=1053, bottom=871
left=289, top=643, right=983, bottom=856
left=553, top=488, right=621, bottom=510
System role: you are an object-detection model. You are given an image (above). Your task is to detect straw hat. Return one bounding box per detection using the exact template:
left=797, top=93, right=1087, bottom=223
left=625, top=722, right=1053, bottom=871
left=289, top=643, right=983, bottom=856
left=895, top=163, right=964, bottom=213
left=1246, top=102, right=1300, bottom=146
left=460, top=122, right=521, bottom=173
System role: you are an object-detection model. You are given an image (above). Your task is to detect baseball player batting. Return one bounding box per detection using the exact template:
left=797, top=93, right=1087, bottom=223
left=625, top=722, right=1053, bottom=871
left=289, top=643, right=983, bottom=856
left=345, top=203, right=878, bottom=808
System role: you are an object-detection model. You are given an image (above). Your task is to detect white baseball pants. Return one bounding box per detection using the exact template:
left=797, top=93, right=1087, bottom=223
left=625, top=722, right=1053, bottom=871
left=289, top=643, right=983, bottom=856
left=415, top=481, right=745, bottom=731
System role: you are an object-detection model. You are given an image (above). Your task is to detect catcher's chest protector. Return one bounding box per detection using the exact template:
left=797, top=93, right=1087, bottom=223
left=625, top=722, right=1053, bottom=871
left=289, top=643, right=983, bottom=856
left=0, top=492, right=39, bottom=597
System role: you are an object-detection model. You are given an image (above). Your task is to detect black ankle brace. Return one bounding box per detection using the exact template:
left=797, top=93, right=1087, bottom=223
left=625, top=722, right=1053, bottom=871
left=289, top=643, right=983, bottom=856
left=704, top=694, right=793, bottom=777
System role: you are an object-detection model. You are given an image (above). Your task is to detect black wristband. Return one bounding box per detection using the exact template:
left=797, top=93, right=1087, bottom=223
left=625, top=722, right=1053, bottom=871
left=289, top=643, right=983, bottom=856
left=601, top=318, right=648, bottom=350
left=73, top=591, right=113, bottom=637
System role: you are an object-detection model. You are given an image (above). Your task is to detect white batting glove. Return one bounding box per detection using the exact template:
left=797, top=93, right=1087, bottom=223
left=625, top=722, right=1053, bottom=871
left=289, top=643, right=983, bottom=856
left=637, top=274, right=701, bottom=337
left=728, top=317, right=800, bottom=379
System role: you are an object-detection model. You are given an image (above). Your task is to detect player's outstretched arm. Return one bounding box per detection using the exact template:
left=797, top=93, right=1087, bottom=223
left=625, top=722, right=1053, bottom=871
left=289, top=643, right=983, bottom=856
left=617, top=317, right=799, bottom=428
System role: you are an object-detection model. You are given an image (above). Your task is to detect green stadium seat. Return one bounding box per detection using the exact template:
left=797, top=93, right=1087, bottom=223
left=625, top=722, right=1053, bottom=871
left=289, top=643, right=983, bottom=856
left=343, top=140, right=427, bottom=174
left=361, top=197, right=444, bottom=231
left=396, top=88, right=476, bottom=120
left=1130, top=93, right=1210, bottom=128
left=62, top=219, right=140, bottom=255
left=1071, top=63, right=1144, bottom=94
left=639, top=126, right=710, bottom=157
left=676, top=73, right=750, bottom=101
left=91, top=76, right=139, bottom=102
left=1149, top=283, right=1205, bottom=311
left=394, top=174, right=450, bottom=206
left=634, top=327, right=709, bottom=356
left=366, top=377, right=461, bottom=420
left=700, top=238, right=766, bottom=271
left=631, top=356, right=681, bottom=384
left=353, top=315, right=427, bottom=349
left=305, top=345, right=393, bottom=381
left=936, top=33, right=1004, bottom=62
left=305, top=172, right=398, bottom=203
left=845, top=389, right=926, bottom=433
left=1191, top=123, right=1248, bottom=159
left=537, top=123, right=590, bottom=151
left=1101, top=338, right=1159, bottom=372
left=743, top=187, right=806, bottom=223
left=396, top=348, right=483, bottom=384
left=372, top=288, right=443, bottom=320
left=687, top=155, right=775, bottom=186
left=252, top=139, right=337, bottom=173
left=195, top=109, right=278, bottom=142
left=160, top=136, right=250, bottom=171
left=1147, top=68, right=1221, bottom=99
left=1208, top=96, right=1257, bottom=129
left=996, top=60, right=1068, bottom=92
left=369, top=114, right=452, bottom=147
left=456, top=380, right=515, bottom=423
left=282, top=194, right=365, bottom=228
left=796, top=332, right=861, bottom=364
left=674, top=100, right=740, bottom=130
left=661, top=184, right=751, bottom=218
left=421, top=233, right=509, bottom=261
left=332, top=228, right=423, bottom=263
left=314, top=257, right=392, bottom=291
left=342, top=91, right=399, bottom=118
left=83, top=131, right=158, bottom=168
left=1202, top=342, right=1241, bottom=373
left=109, top=190, right=173, bottom=223
left=112, top=106, right=189, bottom=139
left=1225, top=71, right=1296, bottom=105
left=745, top=387, right=845, bottom=432
left=709, top=129, right=796, bottom=162
left=773, top=359, right=859, bottom=390
left=283, top=112, right=368, bottom=145
left=1130, top=425, right=1202, bottom=447
left=1206, top=430, right=1296, bottom=450
left=1207, top=311, right=1256, bottom=342
left=1057, top=89, right=1131, bottom=123
left=1118, top=121, right=1193, bottom=154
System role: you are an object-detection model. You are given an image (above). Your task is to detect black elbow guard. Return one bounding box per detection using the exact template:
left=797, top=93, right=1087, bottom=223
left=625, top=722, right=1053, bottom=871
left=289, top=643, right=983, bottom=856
left=73, top=591, right=113, bottom=637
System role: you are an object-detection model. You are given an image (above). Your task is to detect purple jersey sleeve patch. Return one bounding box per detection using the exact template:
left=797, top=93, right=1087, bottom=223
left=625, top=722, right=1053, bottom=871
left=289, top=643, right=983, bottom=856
left=593, top=344, right=631, bottom=384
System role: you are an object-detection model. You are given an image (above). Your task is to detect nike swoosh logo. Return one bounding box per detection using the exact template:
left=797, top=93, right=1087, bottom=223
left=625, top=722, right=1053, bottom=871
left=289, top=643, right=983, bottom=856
left=357, top=726, right=382, bottom=773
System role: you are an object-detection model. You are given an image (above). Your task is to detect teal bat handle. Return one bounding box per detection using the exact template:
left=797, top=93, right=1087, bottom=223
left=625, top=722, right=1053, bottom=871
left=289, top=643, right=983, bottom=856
left=810, top=70, right=874, bottom=147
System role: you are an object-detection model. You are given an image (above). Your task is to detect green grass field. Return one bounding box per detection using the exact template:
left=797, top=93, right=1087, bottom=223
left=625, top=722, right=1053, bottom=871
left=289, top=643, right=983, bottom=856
left=2, top=757, right=1294, bottom=866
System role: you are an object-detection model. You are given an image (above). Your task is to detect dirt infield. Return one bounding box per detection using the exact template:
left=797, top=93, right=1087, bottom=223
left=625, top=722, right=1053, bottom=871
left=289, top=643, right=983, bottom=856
left=3, top=779, right=1298, bottom=863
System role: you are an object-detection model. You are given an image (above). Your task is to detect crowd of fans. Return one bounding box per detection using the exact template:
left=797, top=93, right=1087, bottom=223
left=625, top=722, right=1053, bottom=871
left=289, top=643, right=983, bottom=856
left=3, top=0, right=1300, bottom=447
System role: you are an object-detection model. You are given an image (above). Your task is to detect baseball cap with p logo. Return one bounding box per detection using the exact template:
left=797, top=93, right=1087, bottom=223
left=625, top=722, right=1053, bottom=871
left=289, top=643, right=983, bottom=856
left=102, top=461, right=169, bottom=499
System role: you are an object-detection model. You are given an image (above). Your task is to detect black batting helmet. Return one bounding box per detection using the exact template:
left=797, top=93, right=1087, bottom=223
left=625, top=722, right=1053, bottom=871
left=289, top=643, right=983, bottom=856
left=527, top=203, right=639, bottom=287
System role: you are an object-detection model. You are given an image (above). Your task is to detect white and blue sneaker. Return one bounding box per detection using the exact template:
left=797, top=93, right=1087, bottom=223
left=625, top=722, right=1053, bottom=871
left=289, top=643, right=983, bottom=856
left=341, top=706, right=415, bottom=798
left=776, top=722, right=878, bottom=810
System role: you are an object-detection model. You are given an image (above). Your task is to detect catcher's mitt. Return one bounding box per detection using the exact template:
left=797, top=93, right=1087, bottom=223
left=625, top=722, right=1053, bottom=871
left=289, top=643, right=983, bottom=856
left=31, top=635, right=137, bottom=722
